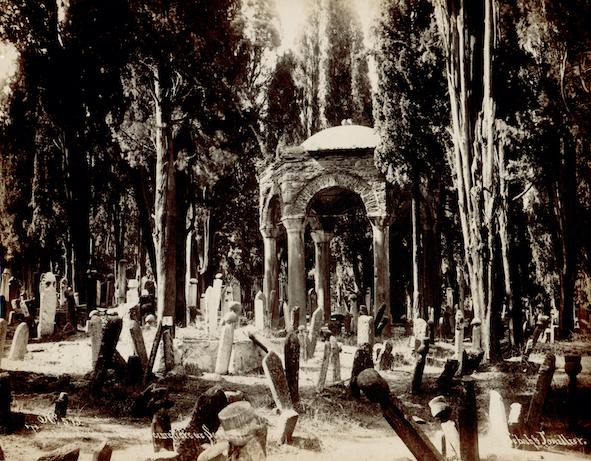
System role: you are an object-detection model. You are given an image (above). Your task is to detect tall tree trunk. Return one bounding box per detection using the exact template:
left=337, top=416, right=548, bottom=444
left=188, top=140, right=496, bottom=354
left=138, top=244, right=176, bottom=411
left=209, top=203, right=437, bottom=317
left=434, top=0, right=499, bottom=361
left=130, top=166, right=157, bottom=279
left=411, top=182, right=423, bottom=319
left=174, top=170, right=189, bottom=328
left=153, top=60, right=177, bottom=321
left=556, top=136, right=576, bottom=338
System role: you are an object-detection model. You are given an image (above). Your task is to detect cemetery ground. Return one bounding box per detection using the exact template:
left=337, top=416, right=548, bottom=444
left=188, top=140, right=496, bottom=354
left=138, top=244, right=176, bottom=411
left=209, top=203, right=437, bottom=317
left=0, top=322, right=590, bottom=461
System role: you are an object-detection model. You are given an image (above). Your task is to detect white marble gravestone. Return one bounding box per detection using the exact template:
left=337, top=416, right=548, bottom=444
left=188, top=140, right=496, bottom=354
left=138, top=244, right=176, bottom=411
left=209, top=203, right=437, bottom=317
left=38, top=272, right=57, bottom=337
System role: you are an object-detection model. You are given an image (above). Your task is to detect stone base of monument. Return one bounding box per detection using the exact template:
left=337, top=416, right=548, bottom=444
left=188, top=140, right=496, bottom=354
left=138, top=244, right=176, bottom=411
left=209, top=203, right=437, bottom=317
left=180, top=338, right=264, bottom=375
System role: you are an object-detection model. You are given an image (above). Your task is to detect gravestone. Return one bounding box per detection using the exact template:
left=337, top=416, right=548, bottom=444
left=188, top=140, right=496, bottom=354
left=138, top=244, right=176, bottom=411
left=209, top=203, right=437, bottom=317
left=37, top=272, right=57, bottom=338
left=230, top=278, right=242, bottom=305
left=317, top=342, right=331, bottom=391
left=221, top=285, right=234, bottom=318
left=365, top=288, right=371, bottom=315
left=307, top=307, right=323, bottom=359
left=488, top=390, right=511, bottom=451
left=350, top=343, right=374, bottom=398
left=262, top=351, right=293, bottom=411
left=214, top=316, right=237, bottom=375
left=126, top=279, right=139, bottom=306
left=187, top=278, right=198, bottom=309
left=8, top=322, right=29, bottom=360
left=357, top=315, right=374, bottom=348
left=130, top=320, right=148, bottom=372
left=209, top=275, right=223, bottom=335
left=88, top=314, right=103, bottom=367
left=349, top=294, right=359, bottom=334
left=307, top=288, right=317, bottom=318
left=152, top=408, right=174, bottom=452
left=269, top=289, right=278, bottom=329
left=378, top=340, right=394, bottom=371
left=283, top=302, right=292, bottom=332
left=105, top=274, right=115, bottom=308
left=117, top=259, right=128, bottom=305
left=90, top=317, right=123, bottom=393
left=329, top=336, right=341, bottom=382
left=254, top=291, right=266, bottom=331
left=284, top=332, right=300, bottom=407
left=297, top=326, right=308, bottom=361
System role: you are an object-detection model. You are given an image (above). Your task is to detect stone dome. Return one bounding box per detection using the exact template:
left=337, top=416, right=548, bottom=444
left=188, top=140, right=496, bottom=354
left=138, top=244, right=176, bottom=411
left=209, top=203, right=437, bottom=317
left=300, top=125, right=379, bottom=152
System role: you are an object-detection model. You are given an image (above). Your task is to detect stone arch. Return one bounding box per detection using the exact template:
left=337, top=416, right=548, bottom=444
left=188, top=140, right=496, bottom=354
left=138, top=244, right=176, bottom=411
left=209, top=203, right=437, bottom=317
left=260, top=185, right=282, bottom=230
left=286, top=171, right=381, bottom=217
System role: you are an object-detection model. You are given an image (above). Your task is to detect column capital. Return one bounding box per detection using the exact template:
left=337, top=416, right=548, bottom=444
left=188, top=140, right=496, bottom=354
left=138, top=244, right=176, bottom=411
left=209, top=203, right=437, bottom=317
left=368, top=214, right=394, bottom=228
left=260, top=225, right=281, bottom=239
left=281, top=215, right=306, bottom=233
left=311, top=230, right=333, bottom=244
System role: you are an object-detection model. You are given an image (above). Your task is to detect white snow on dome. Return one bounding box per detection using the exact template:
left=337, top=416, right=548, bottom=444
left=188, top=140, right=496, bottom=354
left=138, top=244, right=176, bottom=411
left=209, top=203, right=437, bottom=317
left=301, top=125, right=379, bottom=151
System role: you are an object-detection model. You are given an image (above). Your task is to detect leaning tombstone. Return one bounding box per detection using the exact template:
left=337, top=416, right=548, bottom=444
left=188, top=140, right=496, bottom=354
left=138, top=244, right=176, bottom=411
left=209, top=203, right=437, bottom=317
left=8, top=322, right=29, bottom=360
left=262, top=351, right=293, bottom=411
left=307, top=306, right=323, bottom=359
left=214, top=312, right=238, bottom=375
left=88, top=313, right=103, bottom=368
left=284, top=331, right=300, bottom=407
left=317, top=341, right=331, bottom=392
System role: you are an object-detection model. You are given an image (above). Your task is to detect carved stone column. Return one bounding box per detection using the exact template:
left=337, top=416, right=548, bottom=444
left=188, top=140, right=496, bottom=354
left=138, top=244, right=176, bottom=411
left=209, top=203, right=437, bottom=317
left=282, top=216, right=307, bottom=327
left=260, top=225, right=280, bottom=326
left=311, top=230, right=333, bottom=321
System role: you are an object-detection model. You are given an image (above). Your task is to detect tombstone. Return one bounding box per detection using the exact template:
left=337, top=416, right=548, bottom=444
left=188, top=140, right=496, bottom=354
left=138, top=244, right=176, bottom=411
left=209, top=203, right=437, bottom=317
left=525, top=353, right=556, bottom=431
left=329, top=336, right=341, bottom=382
left=116, top=259, right=128, bottom=305
left=374, top=304, right=386, bottom=335
left=126, top=355, right=143, bottom=386
left=162, top=328, right=175, bottom=372
left=126, top=279, right=140, bottom=306
left=199, top=294, right=206, bottom=316
left=187, top=278, right=198, bottom=309
left=364, top=289, right=371, bottom=315
left=290, top=306, right=300, bottom=330
left=64, top=289, right=78, bottom=331
left=8, top=322, right=29, bottom=360
left=54, top=392, right=68, bottom=420
left=0, top=270, right=10, bottom=318
left=307, top=307, right=323, bottom=359
left=88, top=313, right=103, bottom=367
left=359, top=304, right=368, bottom=316
left=105, top=274, right=115, bottom=308
left=307, top=288, right=317, bottom=318
left=297, top=326, right=308, bottom=362
left=437, top=359, right=459, bottom=391
left=37, top=272, right=58, bottom=337
left=94, top=442, right=113, bottom=461
left=317, top=341, right=331, bottom=391
left=214, top=316, right=237, bottom=375
left=349, top=294, right=359, bottom=334
left=284, top=332, right=300, bottom=407
left=59, top=277, right=68, bottom=307
left=209, top=275, right=223, bottom=335
left=508, top=403, right=522, bottom=434
left=357, top=315, right=374, bottom=348
left=0, top=319, right=7, bottom=364
left=177, top=386, right=228, bottom=461
left=378, top=340, right=394, bottom=371
left=277, top=408, right=299, bottom=444
left=221, top=284, right=234, bottom=318
left=283, top=301, right=292, bottom=332
left=350, top=343, right=374, bottom=398
left=90, top=317, right=123, bottom=393
left=230, top=278, right=242, bottom=305
left=411, top=338, right=430, bottom=394
left=130, top=320, right=148, bottom=372
left=262, top=351, right=293, bottom=411
left=488, top=390, right=511, bottom=451
left=254, top=291, right=266, bottom=331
